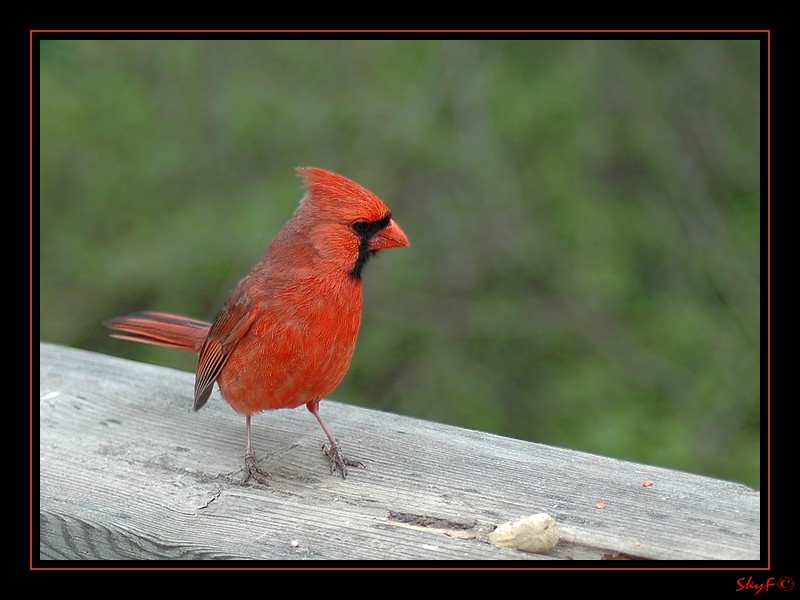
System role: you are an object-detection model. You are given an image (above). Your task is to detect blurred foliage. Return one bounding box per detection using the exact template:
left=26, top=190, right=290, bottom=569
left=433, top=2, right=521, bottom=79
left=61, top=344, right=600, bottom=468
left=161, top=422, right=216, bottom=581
left=39, top=39, right=761, bottom=488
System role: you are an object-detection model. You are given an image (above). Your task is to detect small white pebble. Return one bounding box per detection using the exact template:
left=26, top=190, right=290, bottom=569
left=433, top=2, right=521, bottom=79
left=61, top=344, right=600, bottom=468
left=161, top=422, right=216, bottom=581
left=291, top=540, right=301, bottom=548
left=41, top=391, right=61, bottom=400
left=421, top=543, right=438, bottom=551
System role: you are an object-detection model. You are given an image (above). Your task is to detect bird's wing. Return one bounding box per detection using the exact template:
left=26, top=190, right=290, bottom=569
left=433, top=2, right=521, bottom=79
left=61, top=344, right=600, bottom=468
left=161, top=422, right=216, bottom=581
left=193, top=291, right=256, bottom=411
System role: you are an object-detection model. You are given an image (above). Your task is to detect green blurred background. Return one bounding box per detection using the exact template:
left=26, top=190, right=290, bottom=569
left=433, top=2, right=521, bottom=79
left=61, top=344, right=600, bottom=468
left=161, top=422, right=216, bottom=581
left=39, top=39, right=761, bottom=488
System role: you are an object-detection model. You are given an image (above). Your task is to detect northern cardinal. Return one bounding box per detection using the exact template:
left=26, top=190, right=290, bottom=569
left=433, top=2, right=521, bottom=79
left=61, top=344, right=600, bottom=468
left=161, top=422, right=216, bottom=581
left=105, top=167, right=409, bottom=483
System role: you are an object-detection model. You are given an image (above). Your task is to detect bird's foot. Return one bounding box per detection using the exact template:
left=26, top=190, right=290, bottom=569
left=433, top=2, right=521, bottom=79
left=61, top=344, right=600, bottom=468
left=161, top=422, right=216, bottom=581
left=242, top=451, right=272, bottom=484
left=323, top=443, right=365, bottom=479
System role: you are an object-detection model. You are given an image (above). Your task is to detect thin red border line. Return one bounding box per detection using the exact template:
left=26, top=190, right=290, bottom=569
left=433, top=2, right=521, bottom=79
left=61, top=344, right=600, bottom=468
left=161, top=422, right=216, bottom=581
left=30, top=569, right=759, bottom=571
left=29, top=33, right=768, bottom=571
left=30, top=29, right=771, bottom=33
left=766, top=29, right=770, bottom=570
left=30, top=34, right=767, bottom=570
left=30, top=567, right=762, bottom=571
left=29, top=29, right=34, bottom=571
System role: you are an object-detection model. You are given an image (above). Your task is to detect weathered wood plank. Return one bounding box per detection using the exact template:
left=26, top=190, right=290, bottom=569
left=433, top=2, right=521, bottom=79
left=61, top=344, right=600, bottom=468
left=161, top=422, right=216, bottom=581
left=38, top=342, right=760, bottom=561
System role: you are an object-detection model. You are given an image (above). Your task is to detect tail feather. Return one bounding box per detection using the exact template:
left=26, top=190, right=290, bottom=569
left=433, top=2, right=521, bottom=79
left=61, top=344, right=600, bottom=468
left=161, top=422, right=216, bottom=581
left=105, top=311, right=210, bottom=353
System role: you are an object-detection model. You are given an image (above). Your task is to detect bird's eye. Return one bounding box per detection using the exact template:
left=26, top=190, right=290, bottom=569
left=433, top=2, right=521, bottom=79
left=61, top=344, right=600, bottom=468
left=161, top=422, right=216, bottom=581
left=352, top=221, right=372, bottom=235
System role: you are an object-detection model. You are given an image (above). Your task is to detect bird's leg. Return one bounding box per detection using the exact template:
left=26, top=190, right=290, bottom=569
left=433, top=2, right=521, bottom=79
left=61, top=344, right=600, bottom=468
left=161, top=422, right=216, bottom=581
left=243, top=414, right=271, bottom=484
left=307, top=401, right=364, bottom=479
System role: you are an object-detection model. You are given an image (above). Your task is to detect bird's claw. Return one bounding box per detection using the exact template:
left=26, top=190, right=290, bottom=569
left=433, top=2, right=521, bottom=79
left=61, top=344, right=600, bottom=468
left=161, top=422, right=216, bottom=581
left=323, top=444, right=365, bottom=479
left=242, top=451, right=272, bottom=485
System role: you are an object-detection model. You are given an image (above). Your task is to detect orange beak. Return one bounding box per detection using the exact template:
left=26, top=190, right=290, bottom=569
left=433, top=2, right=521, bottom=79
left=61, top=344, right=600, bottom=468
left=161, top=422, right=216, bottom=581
left=368, top=218, right=410, bottom=251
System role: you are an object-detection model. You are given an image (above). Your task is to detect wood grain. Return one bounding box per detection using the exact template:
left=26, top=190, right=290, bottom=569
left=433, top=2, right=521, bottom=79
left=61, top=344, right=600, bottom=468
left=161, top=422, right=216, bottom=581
left=38, top=342, right=760, bottom=561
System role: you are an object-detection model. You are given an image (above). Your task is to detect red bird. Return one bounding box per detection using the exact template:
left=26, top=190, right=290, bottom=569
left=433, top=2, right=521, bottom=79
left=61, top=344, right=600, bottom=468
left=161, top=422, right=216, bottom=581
left=105, top=168, right=409, bottom=483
